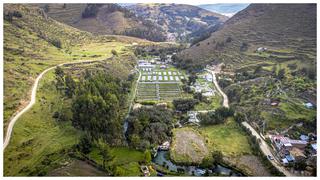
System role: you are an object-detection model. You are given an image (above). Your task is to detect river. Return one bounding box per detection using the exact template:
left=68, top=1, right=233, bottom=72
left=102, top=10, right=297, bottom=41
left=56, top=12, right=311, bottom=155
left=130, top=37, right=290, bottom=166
left=152, top=150, right=243, bottom=176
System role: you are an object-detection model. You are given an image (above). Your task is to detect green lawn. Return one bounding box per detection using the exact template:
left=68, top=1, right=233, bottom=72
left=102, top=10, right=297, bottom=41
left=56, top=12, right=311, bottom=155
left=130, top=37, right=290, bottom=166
left=88, top=147, right=145, bottom=176
left=198, top=118, right=253, bottom=157
left=4, top=71, right=81, bottom=176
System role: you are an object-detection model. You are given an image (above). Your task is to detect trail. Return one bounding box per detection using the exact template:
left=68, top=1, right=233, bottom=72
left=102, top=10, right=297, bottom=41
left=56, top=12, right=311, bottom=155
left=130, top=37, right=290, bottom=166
left=3, top=59, right=103, bottom=150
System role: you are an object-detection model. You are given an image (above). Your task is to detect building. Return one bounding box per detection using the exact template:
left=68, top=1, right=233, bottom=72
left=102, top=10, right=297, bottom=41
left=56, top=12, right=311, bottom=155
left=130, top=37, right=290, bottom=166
left=159, top=141, right=170, bottom=151
left=140, top=166, right=150, bottom=176
left=187, top=111, right=200, bottom=124
left=257, top=47, right=267, bottom=52
left=304, top=102, right=314, bottom=109
left=300, top=134, right=310, bottom=142
left=270, top=135, right=308, bottom=151
left=138, top=62, right=155, bottom=69
left=311, top=143, right=317, bottom=155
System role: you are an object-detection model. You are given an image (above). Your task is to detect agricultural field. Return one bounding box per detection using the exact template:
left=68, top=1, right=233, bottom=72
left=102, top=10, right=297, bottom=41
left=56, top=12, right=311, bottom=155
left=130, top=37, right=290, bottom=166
left=137, top=64, right=186, bottom=102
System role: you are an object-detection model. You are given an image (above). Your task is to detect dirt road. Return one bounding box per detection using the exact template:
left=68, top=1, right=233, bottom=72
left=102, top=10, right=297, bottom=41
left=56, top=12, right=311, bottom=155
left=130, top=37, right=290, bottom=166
left=242, top=121, right=293, bottom=176
left=205, top=68, right=229, bottom=108
left=3, top=59, right=104, bottom=150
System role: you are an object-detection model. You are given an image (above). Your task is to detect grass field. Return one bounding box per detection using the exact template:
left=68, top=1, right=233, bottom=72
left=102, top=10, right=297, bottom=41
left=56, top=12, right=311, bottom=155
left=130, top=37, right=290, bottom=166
left=4, top=71, right=81, bottom=176
left=198, top=118, right=253, bottom=157
left=88, top=147, right=145, bottom=176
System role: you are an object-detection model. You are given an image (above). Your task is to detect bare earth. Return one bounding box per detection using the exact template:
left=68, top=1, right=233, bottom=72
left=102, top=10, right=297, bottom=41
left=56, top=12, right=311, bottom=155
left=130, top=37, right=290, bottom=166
left=170, top=128, right=209, bottom=164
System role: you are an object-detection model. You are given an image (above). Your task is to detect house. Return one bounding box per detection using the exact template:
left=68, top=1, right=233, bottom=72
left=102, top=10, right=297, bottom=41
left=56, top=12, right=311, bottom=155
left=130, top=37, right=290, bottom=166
left=270, top=135, right=308, bottom=151
left=300, top=134, right=310, bottom=142
left=160, top=65, right=166, bottom=69
left=285, top=154, right=295, bottom=162
left=282, top=158, right=289, bottom=166
left=159, top=141, right=170, bottom=151
left=140, top=166, right=150, bottom=176
left=311, top=143, right=317, bottom=155
left=205, top=73, right=213, bottom=82
left=257, top=47, right=267, bottom=52
left=187, top=111, right=200, bottom=124
left=304, top=102, right=314, bottom=109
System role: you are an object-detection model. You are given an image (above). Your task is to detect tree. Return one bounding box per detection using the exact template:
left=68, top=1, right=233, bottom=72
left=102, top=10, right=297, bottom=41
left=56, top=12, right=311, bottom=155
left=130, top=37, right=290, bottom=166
left=160, top=52, right=167, bottom=62
left=144, top=149, right=152, bottom=164
left=193, top=92, right=203, bottom=102
left=212, top=151, right=223, bottom=165
left=65, top=74, right=76, bottom=98
left=111, top=49, right=118, bottom=56
left=188, top=74, right=197, bottom=85
left=77, top=135, right=92, bottom=154
left=54, top=66, right=65, bottom=90
left=277, top=68, right=286, bottom=80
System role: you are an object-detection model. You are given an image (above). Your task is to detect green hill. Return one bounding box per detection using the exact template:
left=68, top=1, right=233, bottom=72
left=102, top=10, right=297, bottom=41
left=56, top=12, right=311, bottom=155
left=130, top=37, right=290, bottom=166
left=3, top=4, right=149, bottom=134
left=178, top=4, right=316, bottom=70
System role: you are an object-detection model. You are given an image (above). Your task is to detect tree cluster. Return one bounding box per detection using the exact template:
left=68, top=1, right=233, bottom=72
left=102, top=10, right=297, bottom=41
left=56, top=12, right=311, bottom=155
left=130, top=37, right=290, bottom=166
left=71, top=72, right=130, bottom=146
left=126, top=107, right=173, bottom=150
left=199, top=107, right=234, bottom=125
left=172, top=98, right=199, bottom=112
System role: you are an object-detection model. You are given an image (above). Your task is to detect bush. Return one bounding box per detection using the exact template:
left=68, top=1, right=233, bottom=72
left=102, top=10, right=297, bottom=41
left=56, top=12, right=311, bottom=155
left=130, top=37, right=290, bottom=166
left=49, top=38, right=62, bottom=48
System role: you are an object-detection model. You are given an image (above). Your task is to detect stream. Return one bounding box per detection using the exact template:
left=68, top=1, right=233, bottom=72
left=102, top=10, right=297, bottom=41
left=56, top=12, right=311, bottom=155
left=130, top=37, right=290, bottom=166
left=152, top=150, right=243, bottom=176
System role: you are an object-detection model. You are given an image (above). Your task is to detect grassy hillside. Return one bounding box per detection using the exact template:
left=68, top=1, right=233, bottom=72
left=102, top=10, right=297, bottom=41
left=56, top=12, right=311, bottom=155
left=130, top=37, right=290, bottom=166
left=178, top=4, right=316, bottom=70
left=3, top=4, right=149, bottom=135
left=33, top=3, right=168, bottom=42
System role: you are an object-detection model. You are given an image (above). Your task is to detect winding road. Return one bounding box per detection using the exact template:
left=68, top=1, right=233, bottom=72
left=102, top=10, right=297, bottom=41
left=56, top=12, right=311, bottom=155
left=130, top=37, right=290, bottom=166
left=3, top=59, right=104, bottom=150
left=206, top=64, right=292, bottom=176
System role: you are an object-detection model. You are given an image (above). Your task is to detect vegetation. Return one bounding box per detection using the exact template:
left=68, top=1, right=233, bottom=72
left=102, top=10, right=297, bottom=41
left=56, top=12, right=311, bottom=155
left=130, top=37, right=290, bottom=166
left=198, top=107, right=234, bottom=125
left=126, top=106, right=173, bottom=150
left=71, top=72, right=131, bottom=145
left=172, top=98, right=199, bottom=112
left=199, top=119, right=253, bottom=157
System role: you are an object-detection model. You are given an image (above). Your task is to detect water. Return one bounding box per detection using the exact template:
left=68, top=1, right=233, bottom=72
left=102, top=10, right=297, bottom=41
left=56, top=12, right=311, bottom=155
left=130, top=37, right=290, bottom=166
left=152, top=150, right=243, bottom=176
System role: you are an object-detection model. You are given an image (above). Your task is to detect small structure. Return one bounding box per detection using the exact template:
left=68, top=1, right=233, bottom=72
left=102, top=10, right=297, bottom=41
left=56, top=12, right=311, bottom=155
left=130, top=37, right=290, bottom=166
left=160, top=65, right=167, bottom=69
left=187, top=111, right=200, bottom=124
left=257, top=47, right=267, bottom=52
left=159, top=141, right=170, bottom=151
left=311, top=143, right=317, bottom=155
left=285, top=154, right=295, bottom=162
left=300, top=134, right=309, bottom=142
left=282, top=158, right=289, bottom=166
left=304, top=102, right=314, bottom=109
left=140, top=165, right=150, bottom=176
